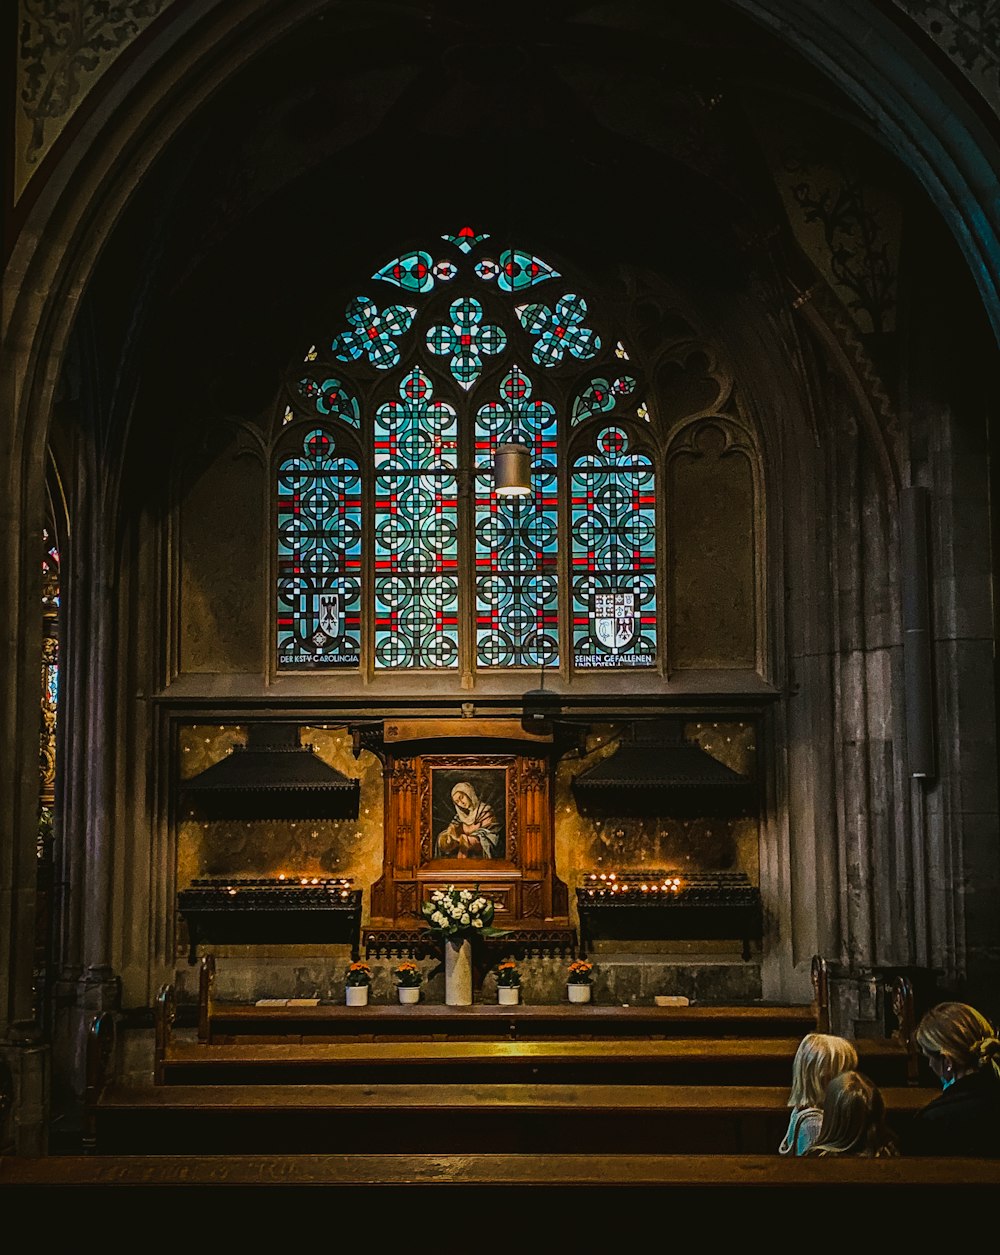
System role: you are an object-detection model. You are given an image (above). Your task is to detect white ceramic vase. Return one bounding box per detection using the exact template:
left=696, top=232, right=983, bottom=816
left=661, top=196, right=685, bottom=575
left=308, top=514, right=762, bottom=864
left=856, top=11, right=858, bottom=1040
left=497, top=985, right=519, bottom=1005
left=445, top=936, right=474, bottom=1006
left=567, top=983, right=591, bottom=1003
left=397, top=986, right=420, bottom=1004
left=346, top=984, right=369, bottom=1006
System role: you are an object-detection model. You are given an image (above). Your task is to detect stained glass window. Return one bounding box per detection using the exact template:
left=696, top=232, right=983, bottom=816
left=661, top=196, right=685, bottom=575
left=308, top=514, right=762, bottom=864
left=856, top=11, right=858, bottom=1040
left=277, top=428, right=361, bottom=667
left=571, top=426, right=657, bottom=668
left=276, top=227, right=659, bottom=675
left=474, top=366, right=558, bottom=667
left=40, top=528, right=59, bottom=804
left=373, top=369, right=459, bottom=668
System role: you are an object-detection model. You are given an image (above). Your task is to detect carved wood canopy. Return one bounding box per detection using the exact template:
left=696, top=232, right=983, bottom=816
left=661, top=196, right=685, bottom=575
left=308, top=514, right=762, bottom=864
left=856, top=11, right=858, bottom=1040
left=368, top=719, right=569, bottom=932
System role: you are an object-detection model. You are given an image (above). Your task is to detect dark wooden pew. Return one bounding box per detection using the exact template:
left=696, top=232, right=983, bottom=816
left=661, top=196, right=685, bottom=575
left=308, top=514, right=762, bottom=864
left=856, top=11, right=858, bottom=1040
left=87, top=1079, right=934, bottom=1156
left=4, top=1151, right=998, bottom=1199
left=81, top=970, right=931, bottom=1166
left=155, top=1034, right=914, bottom=1087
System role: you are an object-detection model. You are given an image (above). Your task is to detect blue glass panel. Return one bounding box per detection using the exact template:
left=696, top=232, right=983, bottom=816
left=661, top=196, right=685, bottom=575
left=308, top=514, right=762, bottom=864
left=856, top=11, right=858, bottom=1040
left=427, top=296, right=506, bottom=390
left=372, top=250, right=436, bottom=293
left=374, top=370, right=459, bottom=668
left=571, top=426, right=656, bottom=668
left=474, top=366, right=558, bottom=667
left=516, top=292, right=601, bottom=367
left=330, top=296, right=415, bottom=368
left=497, top=248, right=560, bottom=292
left=296, top=376, right=360, bottom=427
left=277, top=428, right=362, bottom=668
left=571, top=374, right=637, bottom=425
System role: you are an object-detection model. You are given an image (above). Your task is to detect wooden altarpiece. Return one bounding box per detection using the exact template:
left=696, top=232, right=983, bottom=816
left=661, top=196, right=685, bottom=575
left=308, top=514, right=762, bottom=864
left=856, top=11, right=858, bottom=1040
left=360, top=718, right=573, bottom=956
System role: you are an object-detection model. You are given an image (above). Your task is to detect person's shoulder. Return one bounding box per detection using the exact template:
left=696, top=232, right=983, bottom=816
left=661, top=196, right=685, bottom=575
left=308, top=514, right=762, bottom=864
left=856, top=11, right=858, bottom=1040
left=793, top=1105, right=823, bottom=1153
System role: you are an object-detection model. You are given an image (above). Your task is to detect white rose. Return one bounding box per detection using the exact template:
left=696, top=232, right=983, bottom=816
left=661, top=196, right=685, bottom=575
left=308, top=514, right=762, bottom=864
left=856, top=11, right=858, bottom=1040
left=460, top=889, right=473, bottom=901
left=472, top=918, right=484, bottom=929
left=432, top=911, right=446, bottom=926
left=461, top=913, right=470, bottom=925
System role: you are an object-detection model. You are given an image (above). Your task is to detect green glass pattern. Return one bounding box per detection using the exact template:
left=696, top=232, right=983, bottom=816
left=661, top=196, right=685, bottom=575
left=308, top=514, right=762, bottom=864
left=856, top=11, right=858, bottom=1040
left=516, top=292, right=601, bottom=367
left=571, top=374, right=637, bottom=425
left=497, top=248, right=560, bottom=292
left=296, top=376, right=360, bottom=427
left=373, top=250, right=435, bottom=293
left=373, top=369, right=459, bottom=668
left=474, top=365, right=558, bottom=667
left=571, top=426, right=656, bottom=669
left=442, top=226, right=490, bottom=253
left=277, top=428, right=361, bottom=668
left=427, top=295, right=507, bottom=390
left=330, top=295, right=416, bottom=368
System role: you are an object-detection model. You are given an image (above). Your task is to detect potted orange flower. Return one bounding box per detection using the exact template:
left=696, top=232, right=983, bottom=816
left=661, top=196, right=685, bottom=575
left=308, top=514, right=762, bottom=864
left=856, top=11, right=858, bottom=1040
left=394, top=960, right=423, bottom=1005
left=345, top=960, right=372, bottom=1006
left=494, top=959, right=521, bottom=1006
left=567, top=959, right=594, bottom=1004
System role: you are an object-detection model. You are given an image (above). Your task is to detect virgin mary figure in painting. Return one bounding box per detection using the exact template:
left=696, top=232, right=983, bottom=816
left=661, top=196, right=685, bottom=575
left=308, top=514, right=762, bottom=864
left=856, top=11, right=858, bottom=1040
left=435, top=782, right=502, bottom=858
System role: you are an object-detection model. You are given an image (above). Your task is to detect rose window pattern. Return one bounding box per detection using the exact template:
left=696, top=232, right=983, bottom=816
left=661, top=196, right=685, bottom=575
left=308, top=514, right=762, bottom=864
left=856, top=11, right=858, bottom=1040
left=277, top=227, right=656, bottom=673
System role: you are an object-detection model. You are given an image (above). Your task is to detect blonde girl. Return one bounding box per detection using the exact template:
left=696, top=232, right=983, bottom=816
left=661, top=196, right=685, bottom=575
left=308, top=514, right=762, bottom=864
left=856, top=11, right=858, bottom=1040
left=804, top=1070, right=899, bottom=1157
left=778, top=1032, right=859, bottom=1156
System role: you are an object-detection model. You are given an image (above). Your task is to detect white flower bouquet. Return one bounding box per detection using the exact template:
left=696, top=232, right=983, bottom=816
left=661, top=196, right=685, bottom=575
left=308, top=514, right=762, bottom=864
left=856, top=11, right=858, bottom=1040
left=420, top=883, right=506, bottom=941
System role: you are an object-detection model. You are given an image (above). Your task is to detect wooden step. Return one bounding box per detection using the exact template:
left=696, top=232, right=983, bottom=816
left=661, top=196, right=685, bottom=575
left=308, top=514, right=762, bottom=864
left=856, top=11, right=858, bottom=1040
left=89, top=1081, right=935, bottom=1155
left=156, top=1036, right=913, bottom=1087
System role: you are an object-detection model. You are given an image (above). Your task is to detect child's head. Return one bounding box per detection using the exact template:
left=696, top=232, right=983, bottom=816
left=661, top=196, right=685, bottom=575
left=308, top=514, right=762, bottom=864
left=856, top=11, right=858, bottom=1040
left=788, top=1032, right=859, bottom=1109
left=806, top=1070, right=897, bottom=1157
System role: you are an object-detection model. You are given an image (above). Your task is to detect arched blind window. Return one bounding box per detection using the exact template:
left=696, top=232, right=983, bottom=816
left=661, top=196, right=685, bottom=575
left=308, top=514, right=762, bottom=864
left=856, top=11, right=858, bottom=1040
left=275, top=227, right=656, bottom=676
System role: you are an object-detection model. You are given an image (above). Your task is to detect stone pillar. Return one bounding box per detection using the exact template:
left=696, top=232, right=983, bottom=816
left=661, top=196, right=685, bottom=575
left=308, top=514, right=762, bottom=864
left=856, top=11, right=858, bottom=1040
left=49, top=443, right=122, bottom=1122
left=0, top=384, right=52, bottom=1153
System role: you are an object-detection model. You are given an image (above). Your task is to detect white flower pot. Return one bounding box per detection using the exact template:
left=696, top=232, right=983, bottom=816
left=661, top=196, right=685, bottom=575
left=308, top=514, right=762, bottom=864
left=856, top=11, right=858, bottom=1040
left=497, top=985, right=520, bottom=1005
left=397, top=986, right=420, bottom=1004
left=345, top=984, right=369, bottom=1006
left=567, top=983, right=591, bottom=1003
left=445, top=937, right=474, bottom=1006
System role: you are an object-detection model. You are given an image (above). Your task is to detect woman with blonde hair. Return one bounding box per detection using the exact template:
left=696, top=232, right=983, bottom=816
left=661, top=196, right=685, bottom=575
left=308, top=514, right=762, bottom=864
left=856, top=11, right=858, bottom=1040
left=804, top=1070, right=899, bottom=1157
left=906, top=1001, right=1000, bottom=1156
left=778, top=1032, right=859, bottom=1156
